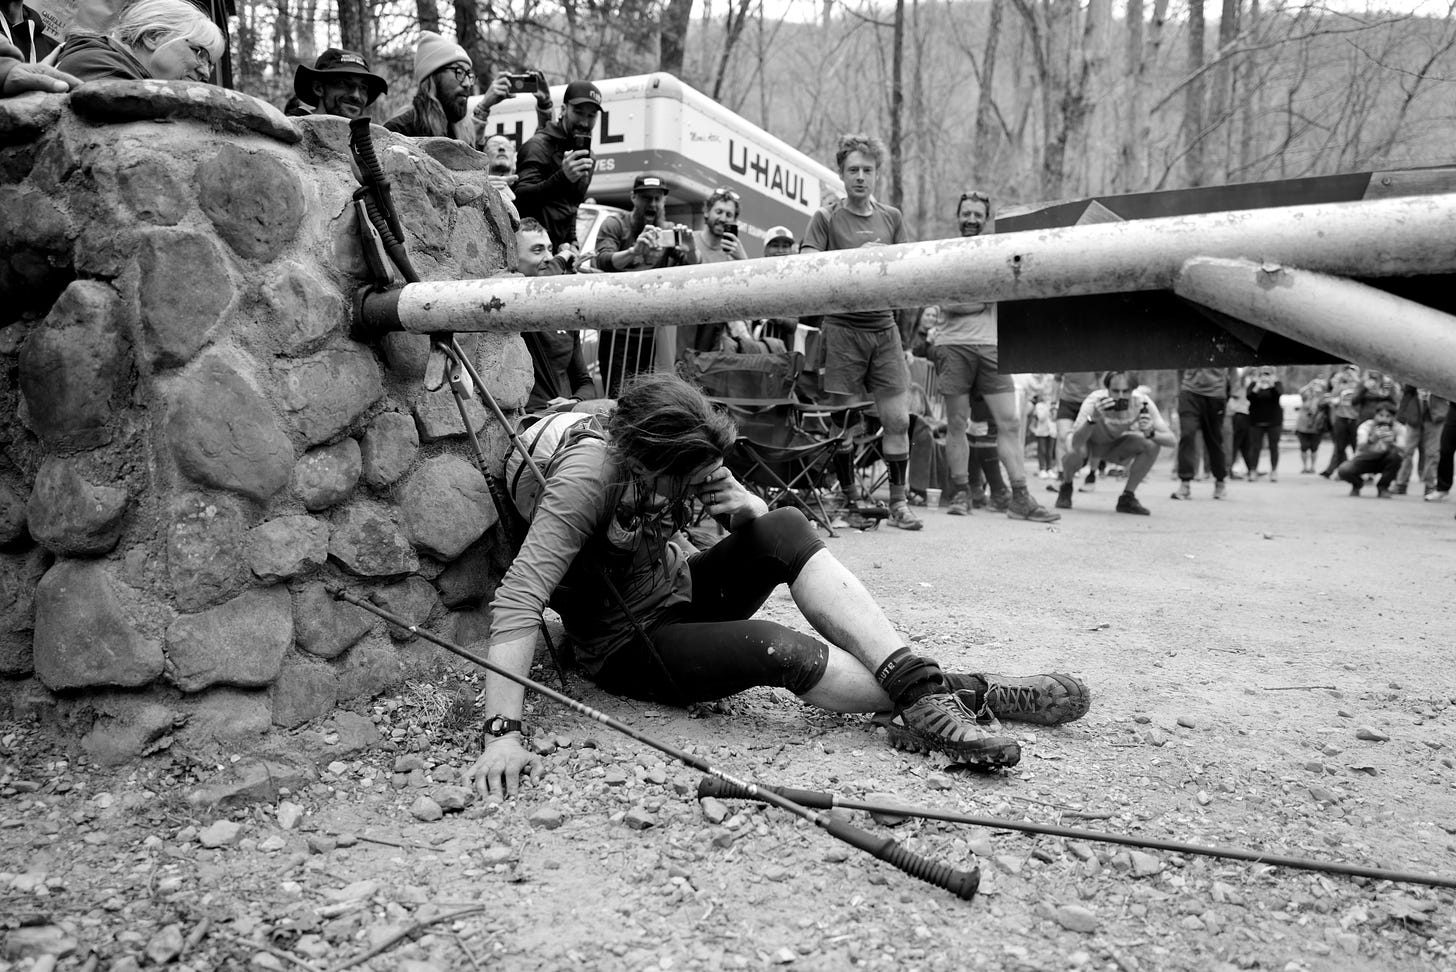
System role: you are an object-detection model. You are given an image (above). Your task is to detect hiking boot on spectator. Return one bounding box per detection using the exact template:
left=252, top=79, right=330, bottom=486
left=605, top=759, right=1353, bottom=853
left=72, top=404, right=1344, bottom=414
left=970, top=487, right=989, bottom=509
left=1213, top=480, right=1227, bottom=500
left=1426, top=490, right=1448, bottom=502
left=888, top=501, right=923, bottom=531
left=1007, top=489, right=1060, bottom=522
left=989, top=487, right=1011, bottom=513
left=1116, top=492, right=1150, bottom=515
left=946, top=488, right=971, bottom=516
left=1171, top=480, right=1192, bottom=500
left=882, top=692, right=1021, bottom=766
left=1055, top=482, right=1074, bottom=510
left=943, top=672, right=1090, bottom=726
left=1079, top=471, right=1098, bottom=492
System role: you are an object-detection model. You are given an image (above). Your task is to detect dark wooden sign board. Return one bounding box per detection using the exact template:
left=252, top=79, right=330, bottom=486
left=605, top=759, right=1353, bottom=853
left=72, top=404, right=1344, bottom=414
left=995, top=166, right=1456, bottom=373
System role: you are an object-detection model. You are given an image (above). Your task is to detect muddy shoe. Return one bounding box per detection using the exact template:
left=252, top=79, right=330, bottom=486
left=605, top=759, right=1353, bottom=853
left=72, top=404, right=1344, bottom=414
left=989, top=487, right=1011, bottom=513
left=946, top=488, right=971, bottom=516
left=883, top=693, right=1020, bottom=766
left=887, top=501, right=924, bottom=531
left=1008, top=491, right=1060, bottom=522
left=944, top=672, right=1090, bottom=726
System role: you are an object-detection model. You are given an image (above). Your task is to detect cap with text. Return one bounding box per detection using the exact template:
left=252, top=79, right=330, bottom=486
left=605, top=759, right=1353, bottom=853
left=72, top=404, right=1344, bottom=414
left=564, top=80, right=603, bottom=107
left=632, top=174, right=669, bottom=194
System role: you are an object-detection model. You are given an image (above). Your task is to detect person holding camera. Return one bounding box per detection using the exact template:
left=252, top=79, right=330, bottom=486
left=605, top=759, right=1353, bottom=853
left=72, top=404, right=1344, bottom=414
left=515, top=218, right=598, bottom=414
left=472, top=69, right=552, bottom=145
left=679, top=187, right=750, bottom=358
left=1055, top=371, right=1175, bottom=516
left=514, top=79, right=602, bottom=250
left=1244, top=365, right=1284, bottom=481
left=1337, top=400, right=1404, bottom=497
left=594, top=174, right=699, bottom=395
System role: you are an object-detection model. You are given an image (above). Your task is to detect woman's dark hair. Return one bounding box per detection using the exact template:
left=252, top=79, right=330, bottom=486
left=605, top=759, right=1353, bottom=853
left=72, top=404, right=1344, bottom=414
left=608, top=373, right=736, bottom=478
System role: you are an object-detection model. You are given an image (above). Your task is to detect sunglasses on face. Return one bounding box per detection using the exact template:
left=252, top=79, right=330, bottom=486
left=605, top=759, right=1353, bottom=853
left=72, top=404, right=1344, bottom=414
left=711, top=188, right=741, bottom=201
left=959, top=191, right=990, bottom=205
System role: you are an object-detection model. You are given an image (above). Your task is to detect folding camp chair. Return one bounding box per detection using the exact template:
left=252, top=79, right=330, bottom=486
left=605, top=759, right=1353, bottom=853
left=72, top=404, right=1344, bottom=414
left=680, top=350, right=869, bottom=536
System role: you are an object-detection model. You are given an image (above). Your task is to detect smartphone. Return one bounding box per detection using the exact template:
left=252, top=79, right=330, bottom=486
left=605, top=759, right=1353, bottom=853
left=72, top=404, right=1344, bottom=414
left=723, top=222, right=738, bottom=237
left=507, top=73, right=539, bottom=94
left=673, top=226, right=689, bottom=247
left=572, top=132, right=592, bottom=155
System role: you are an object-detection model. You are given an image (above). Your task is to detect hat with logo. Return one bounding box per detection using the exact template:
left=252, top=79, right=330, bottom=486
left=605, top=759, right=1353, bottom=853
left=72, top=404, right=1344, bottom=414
left=294, top=48, right=388, bottom=106
left=413, top=30, right=472, bottom=85
left=632, top=174, right=669, bottom=195
left=764, top=225, right=795, bottom=244
left=564, top=80, right=603, bottom=108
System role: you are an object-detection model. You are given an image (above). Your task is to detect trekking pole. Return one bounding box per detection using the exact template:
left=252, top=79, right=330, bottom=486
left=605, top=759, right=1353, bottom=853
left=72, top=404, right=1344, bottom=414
left=326, top=588, right=979, bottom=901
left=697, top=779, right=1456, bottom=890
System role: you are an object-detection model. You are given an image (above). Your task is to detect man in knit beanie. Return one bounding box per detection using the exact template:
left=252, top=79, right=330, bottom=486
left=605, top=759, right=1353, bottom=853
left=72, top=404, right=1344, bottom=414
left=383, top=30, right=475, bottom=140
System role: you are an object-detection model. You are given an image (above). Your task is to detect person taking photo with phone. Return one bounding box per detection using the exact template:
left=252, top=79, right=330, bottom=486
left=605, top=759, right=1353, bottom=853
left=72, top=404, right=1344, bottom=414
left=680, top=187, right=750, bottom=357
left=1055, top=371, right=1175, bottom=516
left=514, top=79, right=602, bottom=250
left=594, top=175, right=699, bottom=395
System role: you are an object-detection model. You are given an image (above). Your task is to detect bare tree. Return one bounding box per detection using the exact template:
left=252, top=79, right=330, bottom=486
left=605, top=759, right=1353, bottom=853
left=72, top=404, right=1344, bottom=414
left=660, top=0, right=694, bottom=75
left=1182, top=0, right=1206, bottom=186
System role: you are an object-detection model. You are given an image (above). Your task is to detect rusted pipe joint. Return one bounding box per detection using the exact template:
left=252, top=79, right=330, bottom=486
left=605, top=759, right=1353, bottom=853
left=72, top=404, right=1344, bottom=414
left=353, top=285, right=403, bottom=342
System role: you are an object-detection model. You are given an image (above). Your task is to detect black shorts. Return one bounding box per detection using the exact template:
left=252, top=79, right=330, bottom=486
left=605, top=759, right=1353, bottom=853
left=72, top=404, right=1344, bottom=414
left=590, top=508, right=832, bottom=705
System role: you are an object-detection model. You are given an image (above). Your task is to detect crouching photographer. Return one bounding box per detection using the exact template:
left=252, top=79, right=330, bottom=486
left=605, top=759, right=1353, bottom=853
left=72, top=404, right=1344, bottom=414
left=1337, top=401, right=1404, bottom=498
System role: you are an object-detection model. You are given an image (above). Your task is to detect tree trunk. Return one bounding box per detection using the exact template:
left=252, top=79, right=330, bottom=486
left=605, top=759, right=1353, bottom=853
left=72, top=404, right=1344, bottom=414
left=416, top=0, right=441, bottom=35
left=295, top=0, right=317, bottom=66
left=336, top=0, right=369, bottom=57
left=1208, top=0, right=1240, bottom=180
left=1118, top=0, right=1144, bottom=192
left=659, top=0, right=693, bottom=75
left=1183, top=0, right=1207, bottom=187
left=971, top=0, right=1004, bottom=184
left=712, top=0, right=754, bottom=100
left=454, top=0, right=489, bottom=85
left=274, top=0, right=295, bottom=79
left=889, top=0, right=905, bottom=211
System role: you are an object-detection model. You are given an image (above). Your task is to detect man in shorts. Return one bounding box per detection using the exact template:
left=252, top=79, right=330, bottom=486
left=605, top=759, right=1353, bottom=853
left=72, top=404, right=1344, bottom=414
left=800, top=134, right=923, bottom=530
left=1054, top=372, right=1175, bottom=515
left=929, top=191, right=1059, bottom=523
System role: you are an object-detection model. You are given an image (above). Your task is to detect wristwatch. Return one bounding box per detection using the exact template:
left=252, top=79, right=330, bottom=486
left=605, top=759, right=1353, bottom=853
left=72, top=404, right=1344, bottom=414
left=482, top=715, right=525, bottom=740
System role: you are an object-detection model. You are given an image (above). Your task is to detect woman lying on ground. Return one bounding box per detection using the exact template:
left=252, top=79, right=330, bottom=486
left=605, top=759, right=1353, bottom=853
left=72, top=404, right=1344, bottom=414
left=54, top=0, right=223, bottom=83
left=468, top=373, right=1090, bottom=798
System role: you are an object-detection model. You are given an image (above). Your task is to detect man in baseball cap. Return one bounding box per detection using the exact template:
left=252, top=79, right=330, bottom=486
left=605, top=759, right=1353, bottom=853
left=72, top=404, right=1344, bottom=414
left=763, top=225, right=796, bottom=257
left=293, top=48, right=387, bottom=120
left=514, top=77, right=604, bottom=249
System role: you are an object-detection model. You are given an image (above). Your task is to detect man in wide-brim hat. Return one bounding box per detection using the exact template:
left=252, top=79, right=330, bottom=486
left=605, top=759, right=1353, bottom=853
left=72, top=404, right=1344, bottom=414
left=293, top=47, right=387, bottom=120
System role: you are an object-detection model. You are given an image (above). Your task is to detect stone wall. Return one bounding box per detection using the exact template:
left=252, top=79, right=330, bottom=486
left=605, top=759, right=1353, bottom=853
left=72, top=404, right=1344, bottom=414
left=0, top=80, right=531, bottom=762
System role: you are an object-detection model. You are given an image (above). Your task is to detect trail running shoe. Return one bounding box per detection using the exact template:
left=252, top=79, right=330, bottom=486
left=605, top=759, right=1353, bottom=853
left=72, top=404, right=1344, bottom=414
left=1055, top=483, right=1073, bottom=510
left=944, top=672, right=1091, bottom=726
left=1171, top=481, right=1192, bottom=500
left=883, top=693, right=1020, bottom=767
left=946, top=488, right=971, bottom=516
left=1116, top=492, right=1150, bottom=516
left=888, top=501, right=923, bottom=531
left=1008, top=491, right=1060, bottom=522
left=989, top=487, right=1011, bottom=513
left=1213, top=480, right=1227, bottom=500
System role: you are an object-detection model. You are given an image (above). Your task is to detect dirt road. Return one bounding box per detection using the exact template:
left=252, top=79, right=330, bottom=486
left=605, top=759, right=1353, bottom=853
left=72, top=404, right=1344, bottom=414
left=2, top=450, right=1454, bottom=972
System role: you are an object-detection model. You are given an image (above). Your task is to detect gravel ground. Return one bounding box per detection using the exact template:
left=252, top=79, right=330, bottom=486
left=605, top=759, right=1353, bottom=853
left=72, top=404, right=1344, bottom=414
left=2, top=449, right=1454, bottom=972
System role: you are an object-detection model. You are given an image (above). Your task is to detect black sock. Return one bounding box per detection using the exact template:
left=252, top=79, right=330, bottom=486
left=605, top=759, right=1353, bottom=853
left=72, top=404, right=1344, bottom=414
left=835, top=449, right=854, bottom=493
left=874, top=648, right=945, bottom=708
left=975, top=441, right=1005, bottom=493
left=886, top=455, right=908, bottom=486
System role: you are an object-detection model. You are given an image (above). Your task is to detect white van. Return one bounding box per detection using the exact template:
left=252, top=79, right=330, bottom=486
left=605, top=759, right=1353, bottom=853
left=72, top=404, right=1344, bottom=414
left=476, top=73, right=843, bottom=255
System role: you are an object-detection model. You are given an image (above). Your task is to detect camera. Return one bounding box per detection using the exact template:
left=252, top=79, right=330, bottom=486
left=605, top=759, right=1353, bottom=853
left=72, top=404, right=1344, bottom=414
left=571, top=132, right=592, bottom=155
left=507, top=73, right=539, bottom=94
left=673, top=226, right=689, bottom=247
left=1108, top=397, right=1129, bottom=411
left=723, top=222, right=738, bottom=237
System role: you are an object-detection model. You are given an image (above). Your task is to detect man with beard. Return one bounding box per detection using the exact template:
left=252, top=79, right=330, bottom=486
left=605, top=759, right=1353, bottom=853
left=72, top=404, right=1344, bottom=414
left=515, top=79, right=602, bottom=250
left=925, top=191, right=1060, bottom=523
left=290, top=48, right=386, bottom=120
left=595, top=174, right=698, bottom=395
left=680, top=187, right=749, bottom=357
left=384, top=31, right=475, bottom=141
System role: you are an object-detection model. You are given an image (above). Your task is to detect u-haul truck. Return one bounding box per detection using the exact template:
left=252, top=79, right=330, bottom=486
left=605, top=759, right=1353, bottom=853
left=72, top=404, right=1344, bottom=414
left=476, top=73, right=844, bottom=257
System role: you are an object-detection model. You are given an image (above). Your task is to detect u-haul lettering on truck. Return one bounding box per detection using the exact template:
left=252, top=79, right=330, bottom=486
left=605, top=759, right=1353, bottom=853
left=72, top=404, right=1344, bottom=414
left=728, top=139, right=810, bottom=207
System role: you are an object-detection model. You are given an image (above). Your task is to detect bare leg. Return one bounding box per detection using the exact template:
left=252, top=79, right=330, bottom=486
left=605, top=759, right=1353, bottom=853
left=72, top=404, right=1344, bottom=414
left=984, top=390, right=1030, bottom=481
left=798, top=647, right=893, bottom=712
left=874, top=386, right=912, bottom=457
left=943, top=393, right=971, bottom=481
left=789, top=549, right=902, bottom=672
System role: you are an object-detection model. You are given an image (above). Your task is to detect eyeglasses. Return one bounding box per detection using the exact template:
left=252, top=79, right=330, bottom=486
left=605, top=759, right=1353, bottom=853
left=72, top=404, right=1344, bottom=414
left=190, top=44, right=213, bottom=72
left=449, top=64, right=476, bottom=86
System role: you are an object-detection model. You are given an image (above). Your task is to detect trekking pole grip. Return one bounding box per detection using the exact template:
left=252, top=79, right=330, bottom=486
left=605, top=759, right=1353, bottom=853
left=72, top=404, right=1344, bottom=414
left=821, top=817, right=980, bottom=901
left=696, top=777, right=832, bottom=808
